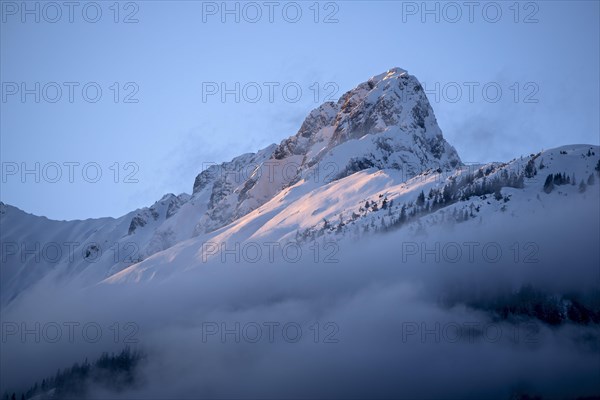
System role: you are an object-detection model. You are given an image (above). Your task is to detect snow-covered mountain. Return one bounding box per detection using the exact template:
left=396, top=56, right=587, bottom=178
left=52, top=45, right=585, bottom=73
left=1, top=68, right=598, bottom=303
left=191, top=67, right=460, bottom=233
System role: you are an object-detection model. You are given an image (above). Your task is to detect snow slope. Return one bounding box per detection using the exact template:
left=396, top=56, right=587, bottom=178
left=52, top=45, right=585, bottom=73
left=104, top=144, right=599, bottom=283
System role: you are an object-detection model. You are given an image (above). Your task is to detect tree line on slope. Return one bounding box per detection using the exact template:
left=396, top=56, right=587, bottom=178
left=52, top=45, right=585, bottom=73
left=296, top=153, right=599, bottom=243
left=2, top=347, right=144, bottom=400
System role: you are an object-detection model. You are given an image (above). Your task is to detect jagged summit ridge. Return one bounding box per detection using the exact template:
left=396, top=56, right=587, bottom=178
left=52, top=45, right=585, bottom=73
left=273, top=67, right=459, bottom=163
left=190, top=68, right=461, bottom=232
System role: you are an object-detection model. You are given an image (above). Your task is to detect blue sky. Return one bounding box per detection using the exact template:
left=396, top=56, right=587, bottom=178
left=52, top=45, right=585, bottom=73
left=1, top=0, right=598, bottom=220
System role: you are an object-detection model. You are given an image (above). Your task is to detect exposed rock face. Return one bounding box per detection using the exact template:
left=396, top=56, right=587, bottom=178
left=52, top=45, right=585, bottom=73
left=127, top=193, right=189, bottom=235
left=190, top=68, right=461, bottom=233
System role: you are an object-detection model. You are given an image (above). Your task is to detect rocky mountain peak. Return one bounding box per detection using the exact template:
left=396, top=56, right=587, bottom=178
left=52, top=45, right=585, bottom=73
left=190, top=68, right=461, bottom=233
left=273, top=68, right=459, bottom=166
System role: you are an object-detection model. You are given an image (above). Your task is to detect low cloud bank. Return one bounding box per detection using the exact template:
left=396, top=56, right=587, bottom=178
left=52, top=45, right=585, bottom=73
left=2, top=199, right=599, bottom=399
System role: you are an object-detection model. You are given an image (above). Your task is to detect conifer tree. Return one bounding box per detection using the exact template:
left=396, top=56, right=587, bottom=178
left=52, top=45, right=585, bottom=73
left=543, top=174, right=554, bottom=193
left=494, top=187, right=503, bottom=201
left=416, top=191, right=425, bottom=206
left=524, top=158, right=537, bottom=178
left=399, top=205, right=407, bottom=223
left=587, top=173, right=595, bottom=186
